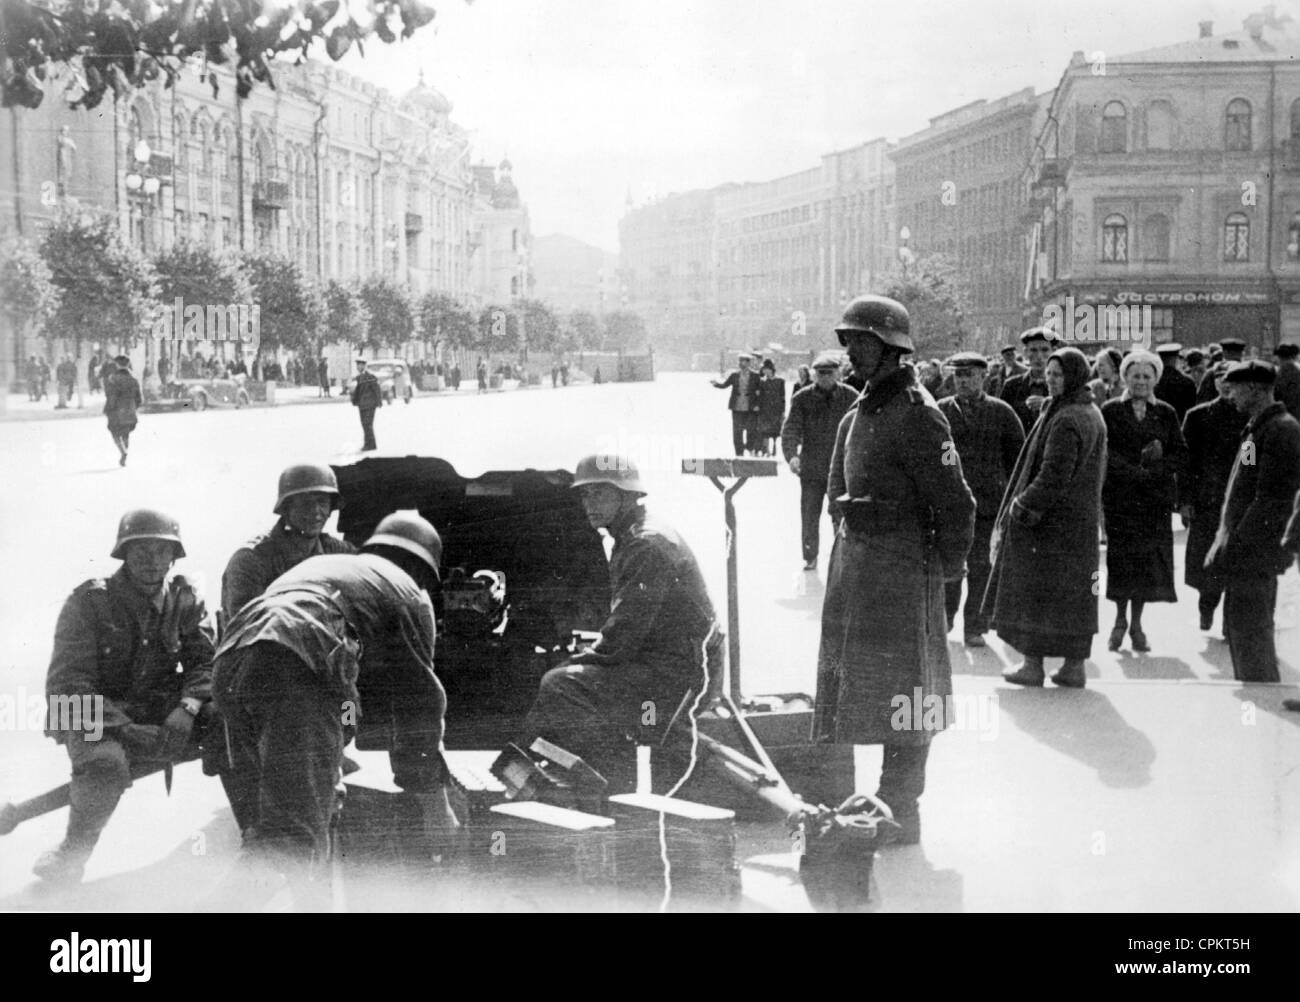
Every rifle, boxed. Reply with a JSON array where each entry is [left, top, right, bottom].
[[0, 759, 171, 837]]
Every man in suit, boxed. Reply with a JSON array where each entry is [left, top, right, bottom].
[[711, 353, 762, 456], [1154, 342, 1197, 422]]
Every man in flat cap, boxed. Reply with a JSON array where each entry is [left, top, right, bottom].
[[985, 345, 1026, 400], [1196, 338, 1247, 406], [1154, 342, 1196, 422], [1182, 348, 1208, 390], [1205, 361, 1300, 682], [936, 352, 1026, 646], [711, 353, 762, 456], [1000, 327, 1059, 431], [781, 351, 859, 570], [1273, 343, 1300, 419]]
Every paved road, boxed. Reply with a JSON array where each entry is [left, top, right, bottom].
[[1, 373, 1297, 910]]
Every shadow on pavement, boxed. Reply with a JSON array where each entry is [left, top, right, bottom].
[[1115, 653, 1196, 681], [1231, 685, 1300, 731], [949, 639, 1012, 678], [995, 688, 1156, 789], [1197, 638, 1238, 681]]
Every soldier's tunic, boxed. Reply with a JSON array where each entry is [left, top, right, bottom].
[[815, 365, 975, 755], [221, 521, 356, 624], [214, 554, 445, 860], [45, 568, 214, 854], [521, 505, 722, 790]]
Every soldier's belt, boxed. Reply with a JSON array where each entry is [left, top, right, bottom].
[[839, 496, 924, 535]]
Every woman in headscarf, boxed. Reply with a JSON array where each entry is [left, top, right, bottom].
[[1089, 347, 1124, 408], [984, 347, 1107, 687], [1100, 349, 1188, 652]]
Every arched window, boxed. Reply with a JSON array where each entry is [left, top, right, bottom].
[[1288, 212, 1300, 260], [1225, 99, 1252, 151], [1102, 213, 1128, 262], [1224, 212, 1250, 261], [1100, 101, 1127, 153], [1143, 214, 1171, 261], [173, 114, 187, 168], [1147, 101, 1173, 150]]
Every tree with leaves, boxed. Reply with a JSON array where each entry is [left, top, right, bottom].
[[323, 279, 369, 352], [38, 206, 157, 356], [476, 304, 518, 355], [878, 253, 974, 359], [0, 0, 442, 109], [602, 310, 648, 353], [358, 275, 412, 354], [519, 298, 559, 356], [417, 292, 473, 355], [567, 309, 601, 353], [241, 251, 323, 360]]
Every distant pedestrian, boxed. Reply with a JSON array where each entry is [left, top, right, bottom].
[[55, 355, 77, 409], [1274, 343, 1300, 419], [1195, 337, 1247, 406], [1182, 348, 1208, 390], [1204, 360, 1300, 683], [318, 355, 330, 397], [1181, 363, 1248, 632], [88, 353, 102, 395], [987, 347, 1106, 688], [795, 364, 812, 391], [451, 362, 462, 390], [560, 361, 570, 386], [936, 352, 1025, 646], [350, 358, 381, 451], [394, 363, 411, 404], [103, 355, 142, 467], [476, 357, 488, 393], [230, 355, 247, 378], [157, 353, 172, 391], [1154, 343, 1196, 423], [551, 363, 559, 388], [1088, 347, 1123, 408], [781, 352, 857, 571], [38, 357, 50, 400], [593, 366, 603, 384], [710, 352, 761, 456], [985, 345, 1027, 399], [755, 358, 786, 456], [25, 356, 40, 401], [1101, 349, 1188, 653]]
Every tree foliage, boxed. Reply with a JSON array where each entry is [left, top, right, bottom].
[[323, 279, 369, 349], [0, 236, 62, 339], [240, 250, 322, 356], [38, 206, 157, 351], [0, 0, 443, 110], [476, 304, 518, 354], [417, 292, 474, 352], [567, 309, 601, 352], [878, 253, 974, 358], [602, 310, 648, 352], [153, 240, 250, 309], [519, 298, 558, 355], [358, 274, 412, 352]]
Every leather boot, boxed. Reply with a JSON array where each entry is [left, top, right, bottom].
[[1051, 659, 1087, 688], [1002, 656, 1045, 687]]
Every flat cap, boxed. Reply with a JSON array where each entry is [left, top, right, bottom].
[[1000, 345, 1018, 354], [114, 355, 130, 365], [947, 351, 988, 369], [1219, 337, 1247, 350], [811, 351, 841, 370], [1181, 349, 1205, 365], [1154, 342, 1183, 355], [1222, 360, 1276, 385], [737, 352, 753, 361], [1019, 326, 1061, 345], [1274, 343, 1299, 359]]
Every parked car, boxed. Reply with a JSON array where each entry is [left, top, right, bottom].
[[177, 376, 251, 410], [341, 360, 412, 404]]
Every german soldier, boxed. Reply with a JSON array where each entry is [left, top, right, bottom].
[[814, 295, 976, 845], [936, 351, 1025, 646], [36, 509, 215, 884]]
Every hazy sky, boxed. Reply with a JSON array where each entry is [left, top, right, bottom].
[[341, 0, 1287, 251]]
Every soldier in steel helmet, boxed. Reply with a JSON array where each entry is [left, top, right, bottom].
[[221, 464, 357, 627], [212, 511, 454, 896], [813, 295, 975, 846], [518, 455, 723, 792], [35, 509, 216, 884]]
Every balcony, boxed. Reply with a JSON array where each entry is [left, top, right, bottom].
[[405, 212, 424, 233], [1032, 158, 1070, 190], [253, 177, 289, 211]]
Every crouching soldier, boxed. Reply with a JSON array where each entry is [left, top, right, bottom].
[[212, 512, 455, 884], [518, 455, 723, 792], [37, 509, 215, 884]]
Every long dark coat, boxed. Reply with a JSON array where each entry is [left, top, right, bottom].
[[1180, 398, 1247, 592], [1101, 397, 1187, 602], [756, 375, 787, 437], [984, 384, 1106, 658], [813, 366, 975, 746], [103, 369, 142, 432]]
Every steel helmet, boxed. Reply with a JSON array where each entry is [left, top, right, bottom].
[[273, 463, 341, 515], [570, 454, 647, 495], [364, 510, 442, 577], [835, 295, 914, 352], [111, 508, 186, 560]]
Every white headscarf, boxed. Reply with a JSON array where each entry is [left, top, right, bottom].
[[1120, 349, 1163, 385]]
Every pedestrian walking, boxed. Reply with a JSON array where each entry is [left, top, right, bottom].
[[351, 358, 381, 451], [103, 355, 142, 466], [1154, 343, 1197, 423], [985, 345, 1027, 399], [795, 364, 812, 392], [34, 510, 216, 885], [755, 358, 786, 456], [781, 352, 858, 570], [394, 362, 412, 404], [1000, 327, 1060, 431], [38, 356, 51, 400], [88, 353, 102, 395], [1181, 363, 1248, 632], [936, 352, 1026, 646], [1195, 337, 1247, 405], [551, 362, 559, 388], [55, 355, 77, 409], [1274, 343, 1300, 419], [451, 362, 462, 390], [710, 352, 762, 456], [476, 357, 488, 393], [1204, 361, 1300, 682], [1101, 349, 1188, 652], [987, 347, 1107, 688], [213, 513, 455, 901], [813, 295, 975, 844], [25, 355, 41, 401], [560, 360, 569, 386]]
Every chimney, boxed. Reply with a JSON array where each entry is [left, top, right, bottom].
[[1199, 20, 1213, 38]]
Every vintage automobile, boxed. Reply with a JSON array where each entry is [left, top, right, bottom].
[[340, 359, 413, 405], [175, 376, 252, 410]]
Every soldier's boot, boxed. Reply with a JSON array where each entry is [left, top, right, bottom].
[[1002, 655, 1045, 687]]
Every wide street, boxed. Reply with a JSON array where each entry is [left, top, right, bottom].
[[1, 372, 1298, 911]]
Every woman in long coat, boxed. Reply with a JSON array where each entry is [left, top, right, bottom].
[[985, 347, 1106, 688], [755, 359, 786, 456], [1100, 350, 1188, 652]]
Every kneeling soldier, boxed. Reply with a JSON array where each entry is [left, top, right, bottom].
[[37, 509, 215, 884]]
